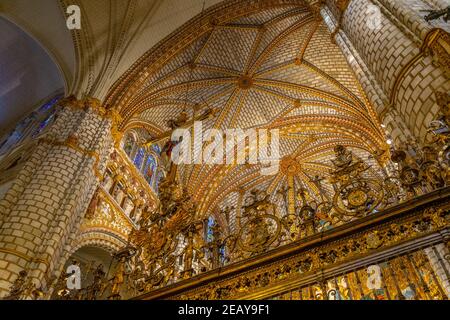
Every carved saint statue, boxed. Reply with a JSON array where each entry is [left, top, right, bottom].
[[85, 189, 100, 220], [182, 236, 195, 279]]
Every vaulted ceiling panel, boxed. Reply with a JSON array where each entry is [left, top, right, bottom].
[[108, 1, 388, 217]]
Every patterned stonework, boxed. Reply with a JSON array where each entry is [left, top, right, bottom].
[[103, 1, 391, 221], [0, 98, 113, 297], [336, 0, 450, 142]]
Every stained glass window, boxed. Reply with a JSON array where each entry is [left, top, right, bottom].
[[0, 96, 61, 153], [38, 96, 60, 113], [133, 148, 145, 169], [152, 144, 161, 155], [219, 245, 226, 265], [123, 134, 135, 157], [206, 216, 215, 242], [143, 155, 156, 185]]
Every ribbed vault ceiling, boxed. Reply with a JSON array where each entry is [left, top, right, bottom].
[[109, 0, 389, 218]]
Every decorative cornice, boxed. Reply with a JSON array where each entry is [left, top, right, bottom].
[[0, 248, 49, 268], [111, 148, 159, 204]]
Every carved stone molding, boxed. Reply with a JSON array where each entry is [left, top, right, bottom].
[[329, 0, 351, 42]]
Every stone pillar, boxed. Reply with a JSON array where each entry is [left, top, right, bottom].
[[0, 96, 116, 298], [321, 6, 414, 146], [424, 243, 450, 298], [325, 0, 450, 143]]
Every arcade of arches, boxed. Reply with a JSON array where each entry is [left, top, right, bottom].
[[0, 0, 449, 300]]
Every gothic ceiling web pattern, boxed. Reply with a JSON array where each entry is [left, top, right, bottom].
[[108, 0, 388, 219]]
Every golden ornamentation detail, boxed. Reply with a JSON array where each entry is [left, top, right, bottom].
[[422, 28, 450, 77], [58, 95, 124, 147], [153, 200, 449, 300], [280, 156, 302, 176], [237, 75, 254, 89], [81, 187, 135, 239]]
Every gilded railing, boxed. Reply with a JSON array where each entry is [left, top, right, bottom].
[[135, 187, 450, 300]]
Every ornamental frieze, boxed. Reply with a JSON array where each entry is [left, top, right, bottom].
[[139, 196, 450, 300]]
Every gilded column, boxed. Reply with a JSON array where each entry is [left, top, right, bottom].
[[321, 5, 414, 146], [287, 175, 296, 216], [0, 96, 116, 298]]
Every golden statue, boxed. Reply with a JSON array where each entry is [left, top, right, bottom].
[[109, 258, 126, 299], [331, 145, 353, 171]]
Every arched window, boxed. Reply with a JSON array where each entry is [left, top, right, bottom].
[[32, 96, 60, 138], [122, 133, 136, 158], [120, 132, 163, 194], [204, 216, 226, 265], [37, 96, 60, 113], [143, 155, 156, 186]]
